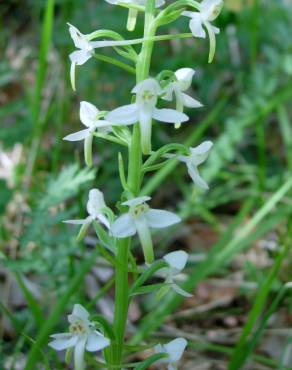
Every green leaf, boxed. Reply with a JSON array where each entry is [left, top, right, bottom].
[[14, 272, 44, 327]]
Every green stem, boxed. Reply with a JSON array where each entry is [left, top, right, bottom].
[[111, 238, 130, 366], [110, 1, 156, 368], [93, 53, 136, 75]]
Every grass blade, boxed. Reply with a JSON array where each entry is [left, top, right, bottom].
[[25, 0, 55, 183], [228, 222, 292, 369]]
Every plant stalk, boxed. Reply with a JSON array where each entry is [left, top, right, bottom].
[[110, 1, 156, 368]]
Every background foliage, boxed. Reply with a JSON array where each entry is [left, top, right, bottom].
[[0, 0, 292, 369]]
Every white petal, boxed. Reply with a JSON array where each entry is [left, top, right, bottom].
[[106, 104, 138, 125], [94, 119, 113, 129], [175, 154, 189, 164], [152, 108, 189, 124], [181, 93, 203, 108], [175, 68, 195, 91], [63, 129, 91, 141], [201, 0, 223, 21], [187, 163, 209, 189], [172, 283, 193, 298], [80, 101, 99, 128], [132, 78, 161, 95], [69, 50, 92, 65], [182, 11, 196, 18], [189, 16, 206, 38], [162, 85, 175, 102], [68, 23, 89, 50], [163, 250, 189, 272], [122, 196, 151, 207], [97, 213, 110, 229], [87, 189, 106, 217], [212, 25, 220, 34], [145, 209, 181, 229], [111, 213, 136, 238], [63, 217, 92, 225], [164, 338, 187, 362], [71, 304, 90, 322], [86, 331, 110, 352], [74, 337, 87, 370], [190, 141, 213, 165], [48, 333, 77, 351]]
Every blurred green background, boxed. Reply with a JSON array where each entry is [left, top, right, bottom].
[[1, 0, 292, 369]]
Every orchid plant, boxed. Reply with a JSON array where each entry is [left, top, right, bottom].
[[50, 0, 223, 369]]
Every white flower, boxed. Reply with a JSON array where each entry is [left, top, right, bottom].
[[106, 78, 189, 154], [183, 0, 223, 62], [105, 0, 165, 7], [162, 68, 202, 128], [68, 23, 148, 90], [111, 196, 181, 263], [155, 338, 187, 370], [162, 250, 192, 297], [63, 102, 112, 166], [49, 304, 110, 370], [64, 189, 110, 235], [177, 141, 213, 189]]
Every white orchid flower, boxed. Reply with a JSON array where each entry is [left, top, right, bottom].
[[162, 250, 192, 297], [164, 141, 213, 189], [63, 102, 112, 166], [49, 304, 110, 370], [111, 196, 181, 264], [64, 189, 110, 240], [178, 141, 213, 189], [106, 78, 189, 154], [68, 24, 149, 90], [162, 68, 202, 128], [183, 0, 223, 62], [155, 337, 187, 370]]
